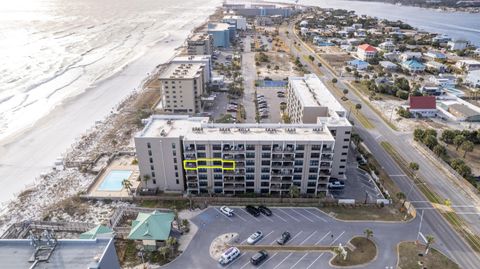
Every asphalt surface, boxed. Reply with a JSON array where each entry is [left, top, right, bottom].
[[241, 35, 257, 123], [280, 20, 480, 268], [164, 207, 429, 269]]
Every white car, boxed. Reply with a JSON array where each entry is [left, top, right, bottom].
[[247, 231, 263, 245], [220, 206, 234, 217]]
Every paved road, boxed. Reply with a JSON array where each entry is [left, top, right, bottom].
[[241, 35, 257, 123], [279, 20, 480, 268], [164, 207, 429, 269]]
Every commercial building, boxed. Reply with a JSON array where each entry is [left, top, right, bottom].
[[408, 96, 437, 117], [0, 237, 120, 269], [208, 23, 234, 48], [286, 74, 352, 179], [357, 44, 377, 61], [159, 62, 206, 114], [135, 116, 336, 196], [448, 103, 480, 122], [187, 33, 214, 56], [224, 3, 294, 17], [223, 15, 247, 30]]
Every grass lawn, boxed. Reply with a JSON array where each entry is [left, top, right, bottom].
[[139, 199, 190, 210], [398, 242, 459, 269], [444, 143, 480, 176], [331, 237, 376, 266], [323, 205, 410, 221]]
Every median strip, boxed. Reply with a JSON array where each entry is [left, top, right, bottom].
[[231, 244, 334, 252]]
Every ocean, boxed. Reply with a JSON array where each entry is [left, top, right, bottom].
[[0, 0, 220, 142]]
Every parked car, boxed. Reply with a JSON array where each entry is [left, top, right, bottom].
[[218, 247, 241, 265], [245, 205, 260, 217], [258, 205, 272, 216], [220, 206, 234, 217], [328, 180, 345, 189], [250, 250, 268, 265], [247, 231, 263, 244], [276, 231, 291, 245]]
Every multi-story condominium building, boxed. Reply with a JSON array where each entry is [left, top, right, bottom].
[[171, 55, 212, 83], [159, 62, 205, 114], [286, 74, 352, 179], [207, 23, 234, 48], [135, 115, 336, 196], [187, 33, 214, 56]]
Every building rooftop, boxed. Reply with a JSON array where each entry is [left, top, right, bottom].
[[137, 115, 335, 142], [208, 22, 231, 31], [0, 238, 116, 269], [409, 96, 436, 109], [288, 74, 347, 118], [449, 103, 480, 117], [358, 44, 377, 52], [159, 62, 204, 80], [188, 33, 211, 42], [128, 211, 174, 241]]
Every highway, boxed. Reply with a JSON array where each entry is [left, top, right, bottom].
[[279, 20, 480, 268]]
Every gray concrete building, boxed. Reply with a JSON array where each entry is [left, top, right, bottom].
[[159, 62, 206, 114], [135, 115, 337, 196], [186, 33, 214, 56], [286, 74, 352, 178]]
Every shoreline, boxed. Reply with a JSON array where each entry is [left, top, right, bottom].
[[0, 3, 220, 208]]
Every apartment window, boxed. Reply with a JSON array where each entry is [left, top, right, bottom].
[[151, 172, 156, 177], [261, 153, 271, 158], [150, 165, 155, 170], [294, 167, 303, 173], [339, 172, 345, 175], [262, 145, 271, 151], [172, 143, 176, 149], [174, 165, 178, 171], [214, 182, 222, 187], [173, 158, 177, 163], [309, 168, 318, 173], [214, 174, 222, 180], [152, 179, 157, 184], [340, 159, 346, 162], [246, 160, 255, 166], [311, 145, 321, 151], [246, 174, 254, 180], [296, 144, 305, 151], [175, 172, 179, 177], [308, 182, 316, 187], [261, 167, 270, 173], [148, 150, 152, 156], [246, 182, 254, 187], [344, 138, 350, 142], [147, 142, 151, 149], [310, 160, 319, 166], [310, 153, 320, 158], [295, 153, 304, 158], [212, 144, 221, 150], [308, 175, 317, 180], [213, 168, 222, 173], [342, 145, 348, 149], [197, 144, 206, 150], [149, 158, 153, 163], [246, 152, 255, 158], [246, 144, 255, 150], [340, 165, 346, 168], [293, 175, 301, 180], [294, 160, 303, 166], [261, 174, 270, 180], [246, 167, 255, 173], [176, 179, 179, 184], [199, 174, 207, 180], [345, 131, 351, 134], [197, 152, 206, 158], [173, 151, 176, 156], [341, 152, 347, 155], [261, 160, 270, 166], [261, 182, 269, 187], [213, 152, 221, 158]]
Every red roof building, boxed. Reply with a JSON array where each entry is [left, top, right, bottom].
[[358, 44, 377, 52], [408, 96, 437, 118], [357, 44, 377, 60]]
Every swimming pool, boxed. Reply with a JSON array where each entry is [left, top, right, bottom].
[[98, 170, 133, 191]]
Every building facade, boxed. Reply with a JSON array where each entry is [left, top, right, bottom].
[[159, 63, 205, 114], [135, 116, 336, 196], [207, 23, 232, 48], [171, 55, 212, 83], [286, 74, 352, 179], [187, 33, 214, 56], [357, 44, 377, 61]]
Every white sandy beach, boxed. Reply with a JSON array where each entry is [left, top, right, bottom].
[[0, 0, 221, 207]]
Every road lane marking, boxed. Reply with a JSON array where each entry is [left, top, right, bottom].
[[288, 208, 314, 222], [273, 253, 293, 269], [277, 208, 301, 222], [302, 209, 328, 222], [240, 208, 261, 222], [214, 207, 234, 222]]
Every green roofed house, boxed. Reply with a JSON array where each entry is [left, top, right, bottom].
[[80, 225, 114, 239], [128, 210, 175, 251]]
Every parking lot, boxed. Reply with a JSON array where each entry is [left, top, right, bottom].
[[163, 206, 435, 269], [256, 87, 284, 124]]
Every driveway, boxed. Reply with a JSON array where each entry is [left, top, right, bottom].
[[241, 36, 257, 123], [163, 206, 442, 269]]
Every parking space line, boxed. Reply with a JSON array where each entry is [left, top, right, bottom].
[[277, 208, 301, 222], [258, 253, 278, 268], [263, 214, 275, 222], [314, 231, 331, 245], [257, 231, 275, 244], [289, 231, 331, 269], [234, 211, 248, 222], [289, 253, 308, 269], [214, 207, 234, 222], [240, 208, 261, 222], [306, 231, 345, 269], [289, 231, 303, 243], [299, 231, 317, 245], [225, 253, 245, 269], [311, 207, 334, 218], [272, 212, 288, 222], [240, 261, 250, 269], [302, 209, 328, 223], [288, 208, 314, 222], [273, 253, 293, 269]]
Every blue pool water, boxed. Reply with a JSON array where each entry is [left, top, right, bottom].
[[98, 170, 133, 191]]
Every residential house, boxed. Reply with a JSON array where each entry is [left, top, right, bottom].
[[379, 61, 398, 71], [399, 52, 423, 62], [456, 60, 480, 71], [466, 70, 480, 88], [300, 27, 309, 35], [80, 225, 114, 239], [432, 34, 451, 43], [424, 51, 447, 60], [430, 74, 457, 89], [420, 84, 443, 96], [384, 52, 400, 62], [447, 39, 469, 51], [128, 211, 175, 251], [357, 44, 377, 61], [408, 96, 437, 117], [348, 59, 369, 70], [354, 29, 367, 38], [375, 77, 394, 87], [402, 60, 425, 73], [425, 61, 448, 73], [299, 20, 308, 27], [448, 104, 480, 122], [379, 41, 395, 52]]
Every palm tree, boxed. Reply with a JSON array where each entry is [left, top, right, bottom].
[[396, 192, 406, 206], [159, 246, 169, 260], [364, 228, 373, 239], [121, 179, 133, 193], [409, 162, 419, 179], [166, 236, 177, 256], [355, 103, 362, 114], [425, 235, 435, 255], [142, 174, 151, 186], [289, 185, 300, 198]]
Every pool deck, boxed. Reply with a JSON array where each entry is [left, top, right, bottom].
[[88, 156, 140, 198]]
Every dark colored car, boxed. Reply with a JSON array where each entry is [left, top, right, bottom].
[[276, 231, 291, 245], [258, 205, 272, 216], [250, 250, 268, 265], [245, 205, 260, 217]]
